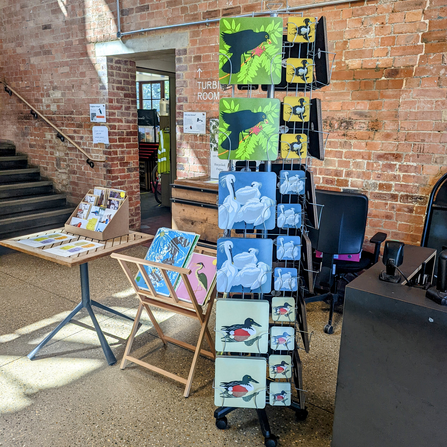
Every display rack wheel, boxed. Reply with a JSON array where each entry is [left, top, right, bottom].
[[324, 324, 334, 334], [216, 417, 228, 430], [264, 434, 278, 447], [295, 408, 309, 421]]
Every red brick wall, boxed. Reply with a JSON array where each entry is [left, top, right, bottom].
[[1, 0, 446, 245], [0, 1, 140, 229]]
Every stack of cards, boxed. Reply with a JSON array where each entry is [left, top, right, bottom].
[[69, 187, 126, 232]]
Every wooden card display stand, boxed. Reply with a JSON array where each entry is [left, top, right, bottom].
[[111, 246, 216, 397], [65, 189, 129, 241]]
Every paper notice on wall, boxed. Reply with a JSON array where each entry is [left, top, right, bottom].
[[209, 118, 228, 179], [90, 104, 106, 122], [183, 112, 206, 134], [92, 126, 109, 144]]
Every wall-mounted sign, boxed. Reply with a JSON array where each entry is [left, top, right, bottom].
[[92, 126, 109, 144], [90, 104, 106, 123], [183, 112, 206, 134]]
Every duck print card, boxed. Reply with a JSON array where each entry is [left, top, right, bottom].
[[215, 299, 270, 354], [280, 134, 308, 159], [279, 170, 305, 195], [283, 97, 310, 123], [215, 356, 267, 409], [286, 58, 313, 84], [135, 228, 199, 296], [269, 382, 292, 406], [269, 355, 292, 379], [270, 326, 295, 351], [276, 236, 301, 261], [218, 171, 276, 231], [216, 238, 273, 293], [287, 17, 316, 43], [175, 253, 217, 305], [218, 98, 280, 161], [276, 204, 302, 229], [272, 297, 296, 322], [219, 17, 283, 85]]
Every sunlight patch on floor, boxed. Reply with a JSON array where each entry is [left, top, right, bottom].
[[0, 356, 103, 414]]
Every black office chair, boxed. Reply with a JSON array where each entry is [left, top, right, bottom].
[[421, 172, 447, 275], [305, 189, 386, 334]]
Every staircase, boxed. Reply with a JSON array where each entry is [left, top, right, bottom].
[[0, 140, 75, 240]]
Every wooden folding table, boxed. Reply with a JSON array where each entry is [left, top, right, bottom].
[[0, 228, 153, 365]]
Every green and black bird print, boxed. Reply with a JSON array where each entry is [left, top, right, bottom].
[[219, 17, 283, 85]]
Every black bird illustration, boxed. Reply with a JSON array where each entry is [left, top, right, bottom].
[[289, 59, 310, 83], [287, 97, 307, 121], [289, 134, 304, 156], [221, 30, 271, 74], [294, 18, 312, 42], [220, 110, 267, 154]]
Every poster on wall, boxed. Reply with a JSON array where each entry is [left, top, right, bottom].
[[219, 17, 283, 85], [184, 112, 206, 134], [90, 104, 106, 123], [210, 119, 228, 179]]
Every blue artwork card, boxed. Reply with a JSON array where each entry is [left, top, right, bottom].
[[276, 203, 302, 229], [218, 171, 276, 231], [276, 236, 301, 261], [217, 237, 273, 293], [278, 170, 305, 195], [135, 227, 199, 296], [273, 268, 298, 292]]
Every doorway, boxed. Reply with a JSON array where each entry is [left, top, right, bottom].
[[135, 52, 175, 232]]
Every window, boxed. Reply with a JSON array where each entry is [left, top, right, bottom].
[[138, 81, 165, 112]]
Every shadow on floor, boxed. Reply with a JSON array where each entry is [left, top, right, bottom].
[[140, 190, 171, 234]]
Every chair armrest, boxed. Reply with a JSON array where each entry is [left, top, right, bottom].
[[370, 232, 387, 264]]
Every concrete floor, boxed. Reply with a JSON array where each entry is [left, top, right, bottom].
[[0, 194, 342, 447]]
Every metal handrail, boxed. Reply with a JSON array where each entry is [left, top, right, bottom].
[[1, 80, 105, 168]]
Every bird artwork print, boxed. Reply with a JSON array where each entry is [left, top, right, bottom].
[[220, 374, 259, 400], [219, 17, 283, 85], [280, 134, 308, 159], [283, 97, 310, 123], [194, 262, 208, 294], [220, 29, 271, 75], [218, 98, 280, 160], [287, 17, 315, 43], [286, 58, 313, 84]]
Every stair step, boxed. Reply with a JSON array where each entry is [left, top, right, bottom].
[[0, 140, 16, 156], [0, 168, 40, 184], [0, 155, 28, 170], [0, 194, 67, 217], [0, 181, 54, 199], [0, 207, 75, 239]]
